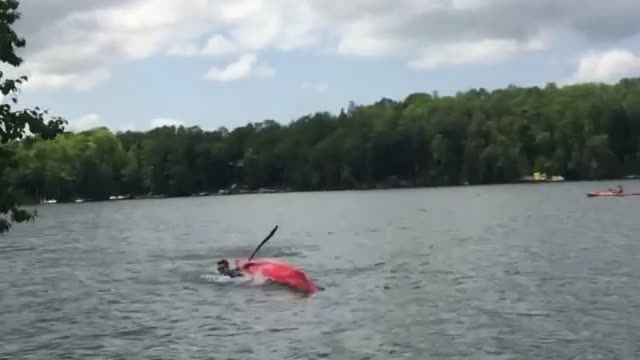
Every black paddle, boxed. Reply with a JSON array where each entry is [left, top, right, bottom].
[[247, 225, 279, 262]]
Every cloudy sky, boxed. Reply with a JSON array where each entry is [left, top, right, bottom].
[[7, 0, 640, 132]]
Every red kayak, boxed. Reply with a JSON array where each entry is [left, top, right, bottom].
[[586, 191, 640, 197], [234, 257, 322, 293]]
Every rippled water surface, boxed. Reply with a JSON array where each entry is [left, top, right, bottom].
[[2, 182, 640, 359]]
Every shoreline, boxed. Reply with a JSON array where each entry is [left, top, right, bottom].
[[28, 176, 640, 206]]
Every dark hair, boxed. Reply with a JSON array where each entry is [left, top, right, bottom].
[[217, 259, 229, 266]]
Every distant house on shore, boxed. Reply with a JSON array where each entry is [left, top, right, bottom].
[[519, 172, 565, 183]]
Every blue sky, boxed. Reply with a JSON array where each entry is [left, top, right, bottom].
[[7, 0, 640, 132]]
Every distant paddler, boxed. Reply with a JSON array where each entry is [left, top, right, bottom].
[[607, 184, 624, 194]]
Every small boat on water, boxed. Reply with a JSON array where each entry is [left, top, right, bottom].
[[587, 183, 640, 198], [586, 191, 640, 197]]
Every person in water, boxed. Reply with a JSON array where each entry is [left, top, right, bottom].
[[217, 259, 244, 278], [609, 185, 624, 194]]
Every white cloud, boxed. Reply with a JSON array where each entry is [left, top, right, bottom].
[[569, 49, 640, 84], [66, 114, 145, 133], [150, 117, 185, 128], [12, 0, 640, 90], [67, 114, 107, 132], [22, 68, 110, 91], [204, 53, 275, 82], [17, 0, 221, 91], [408, 38, 547, 70], [337, 32, 407, 57], [201, 35, 238, 56], [301, 81, 329, 92], [167, 43, 199, 56]]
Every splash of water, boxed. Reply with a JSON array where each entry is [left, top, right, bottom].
[[200, 271, 270, 287]]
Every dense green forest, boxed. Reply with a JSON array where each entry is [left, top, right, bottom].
[[6, 77, 640, 203]]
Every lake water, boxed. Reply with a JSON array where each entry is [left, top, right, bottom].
[[1, 181, 639, 359]]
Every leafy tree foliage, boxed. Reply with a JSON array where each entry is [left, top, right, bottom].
[[1, 0, 66, 233], [9, 78, 640, 206]]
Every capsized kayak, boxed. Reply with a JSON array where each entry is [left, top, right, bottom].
[[234, 257, 322, 293], [586, 191, 640, 197]]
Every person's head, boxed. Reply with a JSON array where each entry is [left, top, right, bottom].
[[217, 259, 230, 274]]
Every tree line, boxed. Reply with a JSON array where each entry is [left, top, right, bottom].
[[6, 77, 640, 204]]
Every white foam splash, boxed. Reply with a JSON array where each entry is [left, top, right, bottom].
[[248, 272, 269, 285], [200, 272, 271, 287]]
